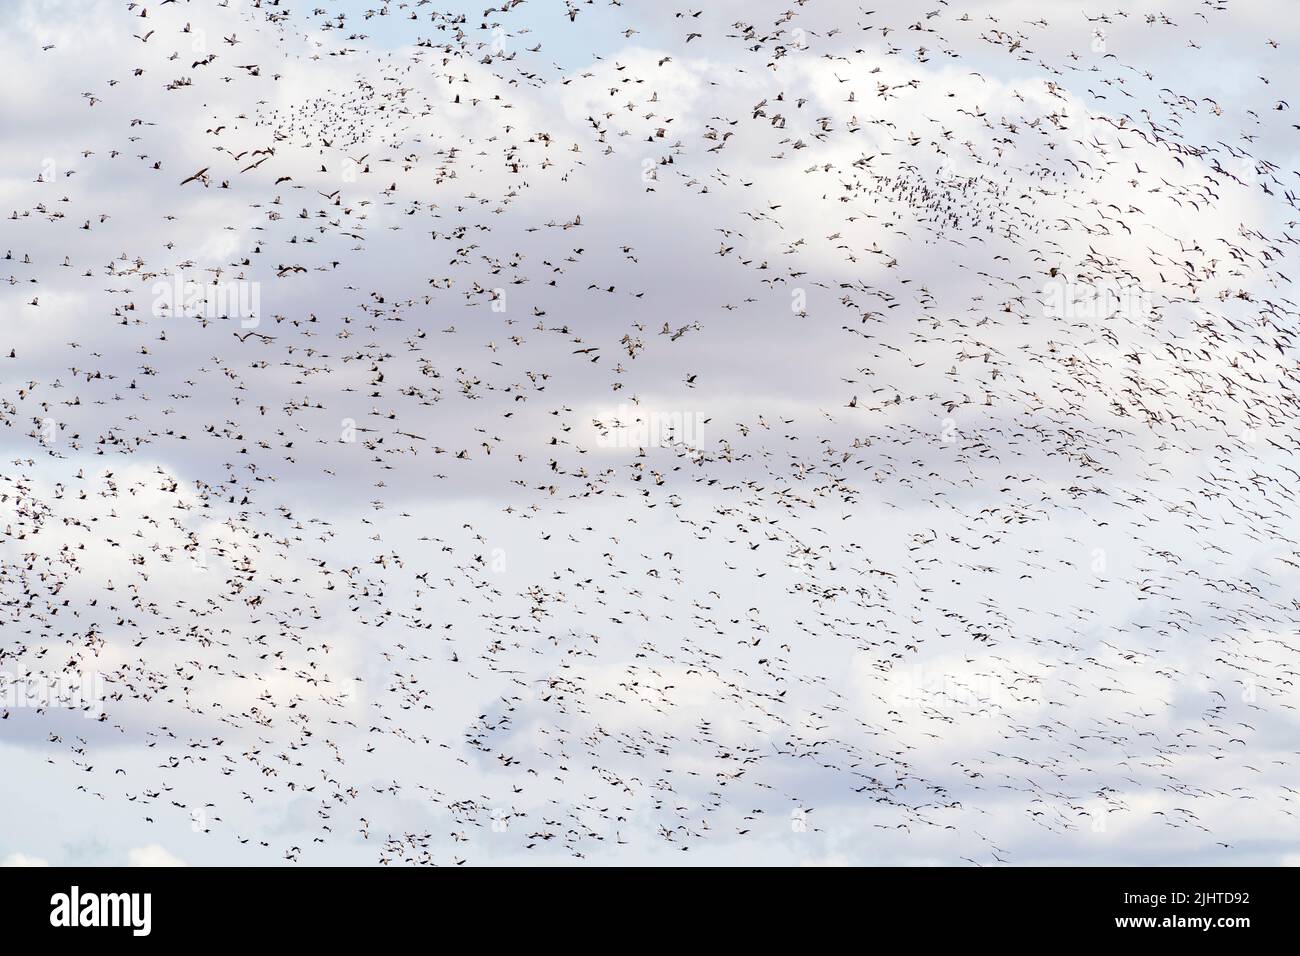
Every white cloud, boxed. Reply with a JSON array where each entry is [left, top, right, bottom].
[[127, 845, 187, 868]]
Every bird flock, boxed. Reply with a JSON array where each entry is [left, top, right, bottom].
[[3, 0, 1300, 866]]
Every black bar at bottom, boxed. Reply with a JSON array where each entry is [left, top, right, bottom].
[[0, 866, 1282, 943]]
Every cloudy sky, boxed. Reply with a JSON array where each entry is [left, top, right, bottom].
[[2, 0, 1300, 866]]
